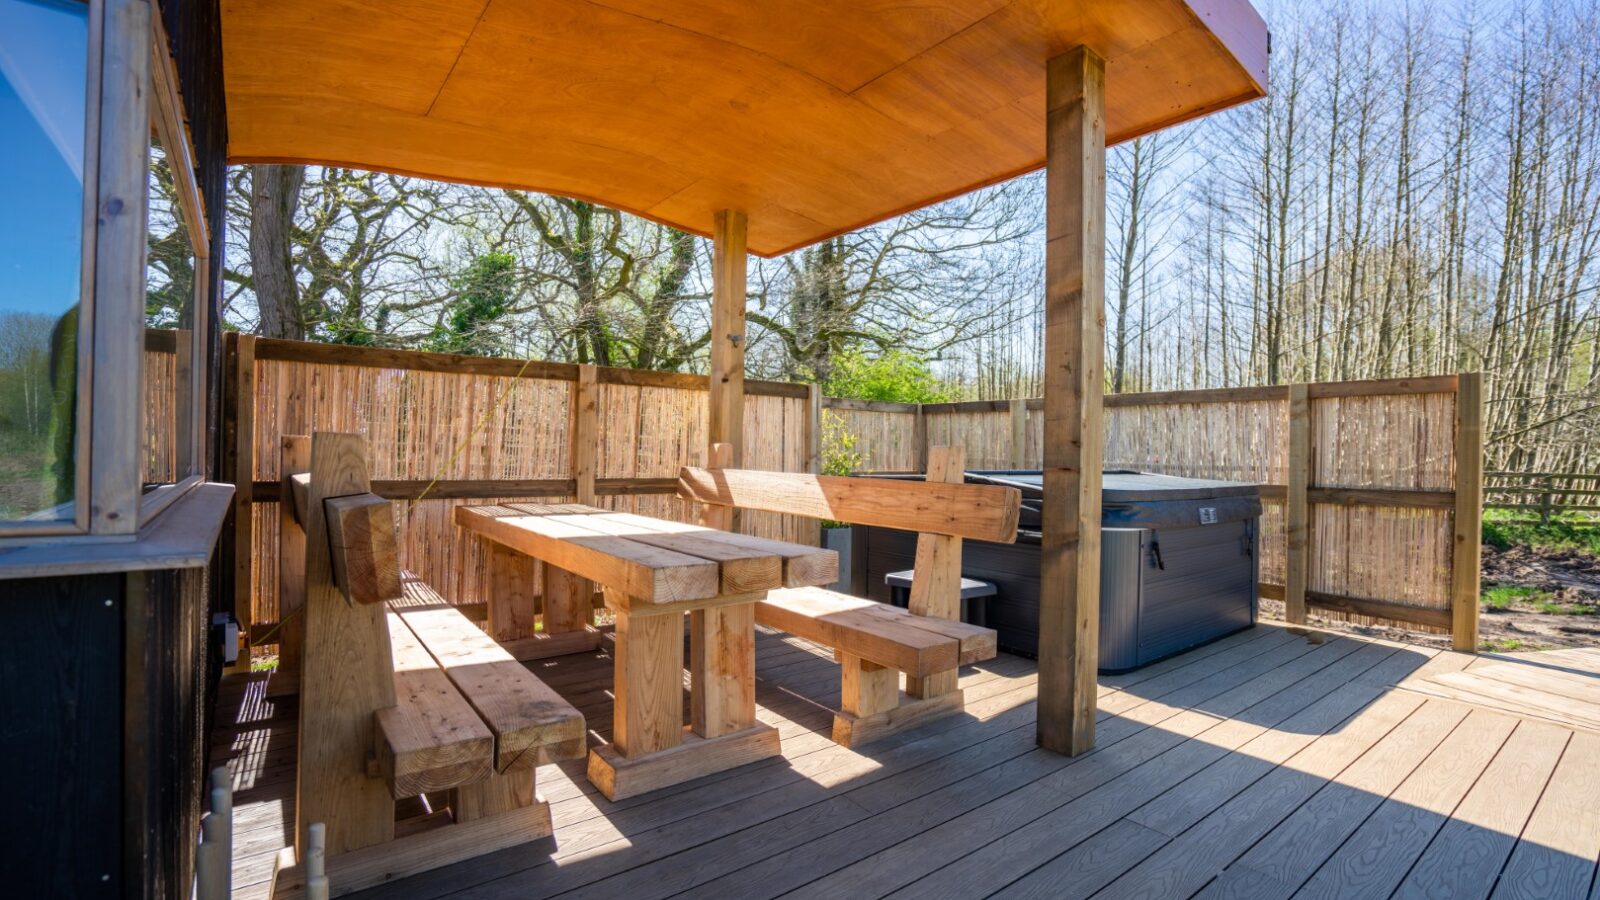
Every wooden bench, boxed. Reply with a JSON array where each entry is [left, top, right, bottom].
[[678, 445, 1018, 747], [268, 433, 585, 899]]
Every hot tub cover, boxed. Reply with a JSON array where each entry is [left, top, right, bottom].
[[964, 470, 1263, 533]]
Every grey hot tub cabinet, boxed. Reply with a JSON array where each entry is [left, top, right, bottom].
[[854, 471, 1261, 673]]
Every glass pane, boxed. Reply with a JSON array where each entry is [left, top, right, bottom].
[[144, 137, 198, 489], [0, 0, 88, 524]]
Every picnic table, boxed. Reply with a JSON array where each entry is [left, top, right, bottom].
[[454, 502, 838, 800]]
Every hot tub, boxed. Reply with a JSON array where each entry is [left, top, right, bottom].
[[854, 470, 1262, 673]]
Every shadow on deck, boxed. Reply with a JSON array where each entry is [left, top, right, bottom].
[[212, 621, 1600, 900]]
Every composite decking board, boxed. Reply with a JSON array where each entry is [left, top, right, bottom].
[[1491, 731, 1600, 900], [1392, 720, 1571, 900], [1288, 708, 1519, 900], [214, 623, 1590, 900], [359, 628, 1304, 900], [882, 641, 1412, 900], [704, 639, 1389, 900], [1095, 695, 1467, 900]]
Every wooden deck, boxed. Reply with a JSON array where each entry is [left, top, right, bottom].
[[213, 622, 1600, 900]]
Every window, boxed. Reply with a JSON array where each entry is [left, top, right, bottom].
[[0, 0, 90, 529], [0, 0, 210, 541]]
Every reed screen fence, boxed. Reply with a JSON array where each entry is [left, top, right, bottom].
[[220, 335, 1482, 653]]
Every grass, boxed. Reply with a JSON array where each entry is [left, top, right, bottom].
[[1479, 637, 1526, 652], [1483, 508, 1600, 555], [1533, 599, 1598, 616], [1482, 584, 1552, 610]]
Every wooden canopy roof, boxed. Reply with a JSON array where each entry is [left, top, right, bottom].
[[221, 0, 1268, 257]]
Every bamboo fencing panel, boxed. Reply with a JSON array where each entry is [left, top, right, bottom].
[[851, 376, 1480, 645], [228, 336, 813, 641], [222, 334, 1481, 652]]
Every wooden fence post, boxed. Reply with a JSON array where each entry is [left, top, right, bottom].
[[229, 333, 256, 672], [267, 434, 310, 698], [569, 363, 599, 612], [1285, 383, 1309, 629], [1009, 398, 1027, 469], [1452, 372, 1484, 652], [913, 405, 928, 473]]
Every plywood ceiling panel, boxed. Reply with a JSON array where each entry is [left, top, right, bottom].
[[222, 0, 1268, 255]]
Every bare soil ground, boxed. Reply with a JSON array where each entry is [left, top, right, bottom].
[[1266, 542, 1600, 652]]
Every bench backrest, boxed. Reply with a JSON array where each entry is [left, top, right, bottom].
[[677, 452, 1021, 544]]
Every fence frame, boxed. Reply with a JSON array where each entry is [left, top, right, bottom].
[[221, 335, 1485, 657]]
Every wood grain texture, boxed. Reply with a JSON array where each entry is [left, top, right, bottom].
[[689, 603, 757, 739], [450, 769, 536, 823], [272, 435, 310, 695], [395, 594, 585, 770], [1453, 371, 1484, 650], [755, 587, 959, 677], [907, 447, 966, 700], [587, 724, 781, 802], [1037, 46, 1106, 758], [221, 0, 1267, 256], [374, 613, 493, 798], [710, 214, 747, 467], [324, 493, 403, 606], [296, 432, 396, 857], [678, 467, 1021, 543], [1285, 383, 1310, 626], [611, 602, 685, 758], [484, 541, 539, 642]]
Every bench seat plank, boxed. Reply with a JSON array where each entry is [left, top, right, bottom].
[[755, 590, 959, 677], [375, 614, 495, 797], [394, 577, 586, 769], [770, 586, 998, 666]]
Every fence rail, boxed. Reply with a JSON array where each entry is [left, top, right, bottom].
[[1485, 471, 1600, 521], [218, 334, 1484, 661]]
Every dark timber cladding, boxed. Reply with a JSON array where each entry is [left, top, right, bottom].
[[1038, 47, 1106, 757]]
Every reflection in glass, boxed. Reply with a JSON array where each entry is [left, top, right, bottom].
[[144, 138, 198, 490], [0, 0, 88, 523]]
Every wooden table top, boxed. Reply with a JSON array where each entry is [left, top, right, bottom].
[[454, 503, 838, 605]]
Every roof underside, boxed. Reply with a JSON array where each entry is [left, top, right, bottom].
[[220, 0, 1268, 256]]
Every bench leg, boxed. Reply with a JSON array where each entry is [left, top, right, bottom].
[[452, 768, 537, 822], [489, 553, 603, 661], [840, 654, 899, 718], [690, 604, 756, 738], [612, 604, 684, 757], [543, 562, 595, 634], [906, 669, 959, 700]]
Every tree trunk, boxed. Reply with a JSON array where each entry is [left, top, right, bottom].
[[249, 165, 306, 340]]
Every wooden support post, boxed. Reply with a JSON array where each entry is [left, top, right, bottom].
[[839, 653, 898, 718], [1009, 399, 1027, 469], [570, 362, 601, 612], [710, 210, 748, 475], [269, 435, 311, 697], [907, 446, 965, 700], [229, 333, 257, 673], [325, 494, 404, 606], [1452, 372, 1484, 652], [1038, 46, 1106, 758], [806, 384, 823, 547], [485, 542, 539, 642], [296, 432, 396, 857], [451, 769, 536, 822], [610, 597, 684, 758], [1285, 383, 1310, 628]]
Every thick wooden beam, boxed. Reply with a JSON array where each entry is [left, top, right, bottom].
[[907, 446, 965, 700], [325, 493, 404, 606], [1452, 372, 1484, 651], [297, 433, 396, 857], [268, 435, 311, 697], [710, 211, 748, 470], [677, 468, 1020, 543], [1037, 46, 1106, 758]]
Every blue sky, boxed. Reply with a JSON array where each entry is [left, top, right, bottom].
[[0, 0, 88, 320]]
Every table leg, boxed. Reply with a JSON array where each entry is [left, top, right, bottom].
[[612, 604, 684, 757], [690, 604, 756, 738], [543, 563, 595, 634], [484, 541, 538, 642]]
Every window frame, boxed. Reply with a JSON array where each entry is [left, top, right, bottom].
[[0, 0, 209, 544]]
